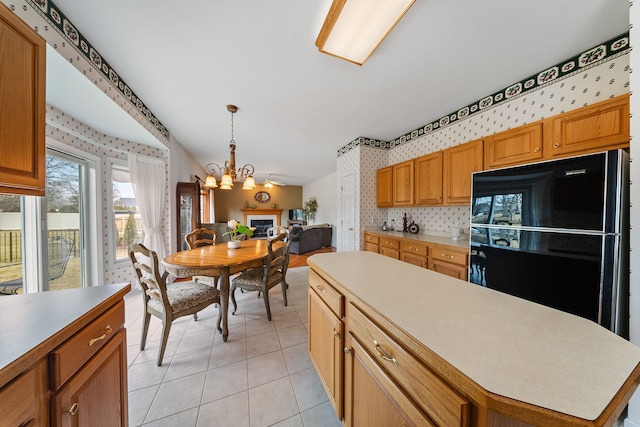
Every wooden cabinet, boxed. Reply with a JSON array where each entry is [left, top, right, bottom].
[[544, 94, 630, 159], [400, 240, 428, 268], [415, 152, 443, 205], [363, 232, 379, 253], [51, 329, 128, 427], [0, 2, 46, 196], [308, 270, 344, 419], [443, 139, 484, 205], [0, 360, 47, 426], [392, 160, 414, 206], [177, 181, 201, 251], [378, 236, 400, 260], [0, 284, 130, 427], [484, 122, 543, 169], [429, 244, 469, 280], [376, 167, 393, 207], [346, 303, 470, 426]]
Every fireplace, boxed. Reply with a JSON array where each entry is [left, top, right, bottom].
[[250, 219, 274, 238]]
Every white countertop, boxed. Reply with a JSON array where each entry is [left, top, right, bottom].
[[308, 251, 640, 422], [364, 227, 470, 249]]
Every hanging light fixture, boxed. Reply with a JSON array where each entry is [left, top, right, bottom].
[[204, 104, 256, 190]]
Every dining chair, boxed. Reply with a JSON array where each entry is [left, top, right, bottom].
[[230, 230, 291, 321], [266, 225, 288, 240], [129, 243, 221, 366], [184, 227, 219, 287]]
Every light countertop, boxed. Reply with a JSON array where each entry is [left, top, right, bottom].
[[308, 251, 640, 422], [364, 227, 470, 249]]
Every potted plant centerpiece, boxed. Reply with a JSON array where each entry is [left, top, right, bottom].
[[224, 220, 254, 248]]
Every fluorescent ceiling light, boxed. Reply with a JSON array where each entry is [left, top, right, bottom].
[[315, 0, 415, 65]]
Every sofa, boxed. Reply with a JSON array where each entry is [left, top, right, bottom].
[[289, 224, 332, 254]]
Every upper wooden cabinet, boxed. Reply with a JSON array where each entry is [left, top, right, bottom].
[[544, 94, 630, 158], [484, 122, 543, 169], [415, 152, 443, 205], [392, 160, 414, 206], [443, 139, 483, 205], [376, 166, 393, 207], [0, 3, 46, 196]]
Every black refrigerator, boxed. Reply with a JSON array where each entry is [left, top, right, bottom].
[[469, 150, 629, 337]]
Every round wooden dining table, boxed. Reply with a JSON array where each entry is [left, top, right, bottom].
[[162, 239, 281, 341]]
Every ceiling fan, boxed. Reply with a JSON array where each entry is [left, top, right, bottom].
[[260, 174, 286, 188]]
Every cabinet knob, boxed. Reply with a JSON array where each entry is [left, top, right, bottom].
[[67, 402, 79, 416], [533, 147, 540, 153], [333, 329, 339, 338], [553, 143, 561, 148], [343, 347, 351, 355], [441, 253, 454, 259], [316, 285, 325, 293]]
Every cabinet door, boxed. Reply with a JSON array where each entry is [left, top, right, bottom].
[[443, 139, 484, 205], [343, 333, 435, 427], [376, 167, 393, 207], [401, 252, 427, 268], [0, 2, 46, 196], [484, 122, 543, 169], [51, 329, 128, 427], [308, 287, 344, 419], [415, 152, 443, 205], [392, 160, 414, 206], [544, 94, 630, 158], [364, 242, 379, 253], [0, 360, 47, 427]]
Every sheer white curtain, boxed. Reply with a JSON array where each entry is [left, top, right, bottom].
[[128, 154, 167, 260]]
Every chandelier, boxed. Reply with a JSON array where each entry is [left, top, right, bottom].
[[204, 104, 256, 190]]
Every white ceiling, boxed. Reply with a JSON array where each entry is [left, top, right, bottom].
[[45, 0, 629, 186]]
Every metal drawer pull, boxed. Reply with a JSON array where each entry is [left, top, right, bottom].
[[316, 285, 325, 293], [333, 329, 339, 338], [68, 402, 79, 416], [89, 325, 113, 346], [441, 253, 454, 259], [344, 347, 351, 355], [373, 340, 399, 366]]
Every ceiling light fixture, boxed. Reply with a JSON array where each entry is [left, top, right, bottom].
[[204, 105, 256, 191], [315, 0, 415, 66]]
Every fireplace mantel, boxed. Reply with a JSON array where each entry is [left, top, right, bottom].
[[242, 209, 282, 226]]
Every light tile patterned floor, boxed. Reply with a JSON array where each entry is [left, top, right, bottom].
[[125, 266, 341, 427]]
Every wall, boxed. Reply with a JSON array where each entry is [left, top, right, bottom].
[[213, 184, 303, 227], [303, 172, 338, 247], [337, 40, 630, 252]]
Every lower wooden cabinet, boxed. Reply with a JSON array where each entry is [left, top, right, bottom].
[[344, 333, 436, 427], [379, 236, 400, 260], [0, 360, 47, 427], [308, 271, 344, 419], [51, 329, 128, 427], [363, 232, 379, 253], [429, 244, 469, 280], [400, 240, 428, 268]]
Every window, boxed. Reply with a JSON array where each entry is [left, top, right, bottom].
[[111, 162, 144, 262]]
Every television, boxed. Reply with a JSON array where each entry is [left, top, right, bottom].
[[289, 209, 305, 220]]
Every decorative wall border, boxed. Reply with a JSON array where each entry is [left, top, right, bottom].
[[28, 0, 169, 140], [337, 31, 630, 157], [337, 136, 389, 157]]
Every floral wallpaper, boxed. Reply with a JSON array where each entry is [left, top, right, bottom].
[[337, 35, 631, 251]]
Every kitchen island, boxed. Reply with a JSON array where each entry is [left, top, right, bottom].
[[307, 251, 640, 426], [0, 283, 130, 426]]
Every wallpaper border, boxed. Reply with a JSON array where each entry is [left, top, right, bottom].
[[337, 31, 630, 157]]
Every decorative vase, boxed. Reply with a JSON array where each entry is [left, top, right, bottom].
[[227, 240, 241, 249]]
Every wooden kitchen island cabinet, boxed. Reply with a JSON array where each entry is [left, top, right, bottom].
[[308, 252, 640, 427], [0, 283, 131, 427]]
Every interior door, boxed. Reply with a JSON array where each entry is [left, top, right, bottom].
[[341, 174, 355, 251]]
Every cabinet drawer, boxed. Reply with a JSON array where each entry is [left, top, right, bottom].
[[49, 300, 125, 391], [380, 237, 399, 249], [364, 242, 379, 253], [430, 246, 468, 266], [309, 269, 344, 318], [401, 240, 428, 256], [347, 303, 469, 427], [364, 233, 379, 244]]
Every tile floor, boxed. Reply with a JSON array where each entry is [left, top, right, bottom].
[[125, 266, 341, 427]]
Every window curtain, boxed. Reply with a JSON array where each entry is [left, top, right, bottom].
[[128, 154, 167, 260]]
